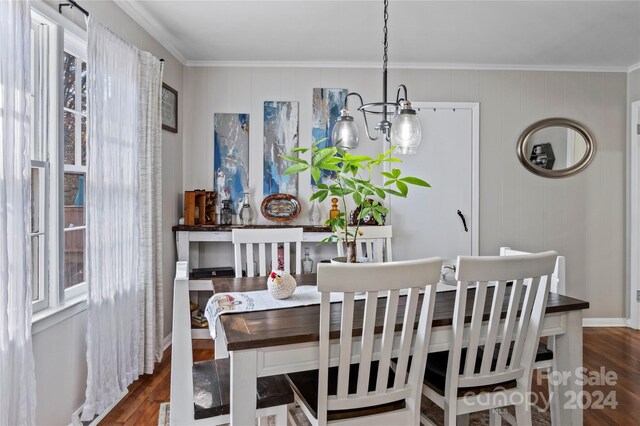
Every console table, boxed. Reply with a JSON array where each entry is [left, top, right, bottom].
[[172, 224, 334, 338]]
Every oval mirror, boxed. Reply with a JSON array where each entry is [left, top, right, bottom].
[[517, 118, 595, 178]]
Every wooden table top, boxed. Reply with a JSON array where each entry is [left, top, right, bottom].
[[214, 274, 590, 351]]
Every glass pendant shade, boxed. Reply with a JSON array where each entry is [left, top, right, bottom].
[[332, 113, 359, 150], [390, 108, 421, 154]]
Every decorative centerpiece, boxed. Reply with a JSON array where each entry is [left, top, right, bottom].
[[267, 270, 297, 299], [283, 139, 429, 262]]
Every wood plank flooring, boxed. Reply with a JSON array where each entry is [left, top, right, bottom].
[[99, 328, 640, 425]]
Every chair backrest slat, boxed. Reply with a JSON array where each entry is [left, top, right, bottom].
[[452, 251, 557, 390], [316, 257, 442, 417], [336, 226, 393, 263], [231, 228, 303, 277], [393, 287, 420, 390], [479, 281, 507, 374], [464, 281, 488, 377], [374, 289, 400, 393], [337, 292, 355, 399], [356, 291, 379, 397]]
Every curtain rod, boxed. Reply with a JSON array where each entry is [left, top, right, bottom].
[[58, 1, 166, 63], [59, 0, 89, 17]]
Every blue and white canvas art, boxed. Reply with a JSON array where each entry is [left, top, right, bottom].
[[214, 113, 250, 213], [263, 101, 299, 196], [312, 88, 347, 186]]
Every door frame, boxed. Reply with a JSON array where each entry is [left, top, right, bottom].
[[407, 101, 480, 256], [629, 101, 640, 329]]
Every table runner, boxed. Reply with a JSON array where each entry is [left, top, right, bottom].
[[204, 283, 455, 340]]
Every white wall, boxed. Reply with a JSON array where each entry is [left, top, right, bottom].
[[34, 1, 184, 424], [183, 67, 627, 320]]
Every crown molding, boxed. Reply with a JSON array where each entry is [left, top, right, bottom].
[[185, 60, 629, 73], [114, 0, 187, 65], [630, 62, 640, 73]]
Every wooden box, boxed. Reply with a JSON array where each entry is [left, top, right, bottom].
[[184, 190, 216, 225]]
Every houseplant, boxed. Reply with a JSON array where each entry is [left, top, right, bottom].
[[282, 139, 430, 263]]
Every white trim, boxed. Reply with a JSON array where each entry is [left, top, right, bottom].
[[410, 102, 480, 256], [629, 62, 640, 73], [31, 294, 87, 335], [30, 0, 86, 42], [113, 0, 187, 65], [163, 333, 172, 351], [185, 60, 630, 73], [630, 101, 640, 329], [582, 318, 629, 327]]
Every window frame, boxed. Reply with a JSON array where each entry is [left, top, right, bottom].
[[62, 32, 88, 297], [30, 2, 89, 322]]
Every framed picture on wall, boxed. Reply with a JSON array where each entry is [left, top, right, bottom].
[[162, 82, 178, 133]]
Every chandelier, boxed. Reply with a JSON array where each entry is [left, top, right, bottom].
[[331, 0, 422, 154]]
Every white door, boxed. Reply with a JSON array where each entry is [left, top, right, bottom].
[[630, 101, 640, 329], [390, 103, 479, 261]]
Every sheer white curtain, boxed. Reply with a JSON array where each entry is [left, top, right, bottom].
[[82, 17, 140, 421], [137, 52, 164, 374], [0, 0, 37, 424]]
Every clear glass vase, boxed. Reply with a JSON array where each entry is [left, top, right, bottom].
[[308, 199, 322, 226], [239, 192, 254, 226]]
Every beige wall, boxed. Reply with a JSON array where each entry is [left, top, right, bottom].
[[34, 1, 184, 424], [183, 66, 627, 320]]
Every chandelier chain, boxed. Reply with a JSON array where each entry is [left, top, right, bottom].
[[383, 0, 388, 72]]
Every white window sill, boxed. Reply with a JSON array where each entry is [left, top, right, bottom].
[[32, 295, 87, 335]]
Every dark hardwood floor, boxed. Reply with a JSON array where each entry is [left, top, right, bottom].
[[99, 328, 640, 425]]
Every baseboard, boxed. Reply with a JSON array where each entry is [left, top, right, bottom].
[[70, 390, 128, 426], [582, 318, 629, 327], [163, 332, 172, 351]]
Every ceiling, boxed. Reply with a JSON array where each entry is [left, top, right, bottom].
[[116, 0, 640, 70]]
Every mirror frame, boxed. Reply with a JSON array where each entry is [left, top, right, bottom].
[[517, 117, 595, 178]]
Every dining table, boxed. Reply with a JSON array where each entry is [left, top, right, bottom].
[[170, 267, 590, 426]]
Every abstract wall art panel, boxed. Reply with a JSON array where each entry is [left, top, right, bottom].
[[214, 113, 250, 213], [263, 101, 299, 196], [311, 88, 347, 186]]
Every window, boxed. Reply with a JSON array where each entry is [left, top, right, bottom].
[[29, 7, 88, 316], [62, 40, 87, 292], [30, 16, 49, 312]]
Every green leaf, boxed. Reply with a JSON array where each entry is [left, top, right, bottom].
[[392, 168, 402, 178], [400, 176, 431, 187], [315, 183, 328, 190], [280, 154, 305, 164], [283, 163, 309, 175], [318, 163, 341, 172], [311, 167, 321, 184], [353, 192, 362, 206], [309, 190, 327, 202], [380, 171, 395, 179], [383, 180, 396, 187], [396, 180, 408, 196], [290, 147, 309, 153], [313, 147, 337, 165], [374, 187, 386, 199], [372, 210, 383, 224], [383, 188, 404, 197], [318, 190, 329, 203]]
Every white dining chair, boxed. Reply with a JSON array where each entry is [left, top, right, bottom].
[[420, 251, 558, 426], [286, 257, 442, 425], [497, 247, 566, 426], [231, 228, 303, 277], [336, 225, 393, 262]]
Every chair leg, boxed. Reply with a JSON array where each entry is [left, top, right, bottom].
[[489, 409, 502, 426], [547, 366, 560, 426], [273, 404, 288, 426], [456, 413, 469, 425], [514, 402, 532, 426]]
